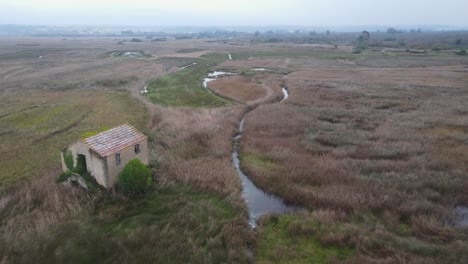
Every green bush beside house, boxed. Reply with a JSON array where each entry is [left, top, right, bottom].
[[118, 158, 152, 195]]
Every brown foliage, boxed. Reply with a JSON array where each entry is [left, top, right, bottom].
[[239, 63, 468, 261], [151, 105, 244, 196], [208, 75, 267, 103], [0, 170, 89, 252]]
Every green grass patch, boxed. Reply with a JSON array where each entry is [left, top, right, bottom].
[[231, 50, 359, 60], [0, 50, 47, 60], [81, 126, 111, 139], [10, 182, 241, 263], [239, 152, 278, 172], [0, 89, 147, 192], [177, 48, 204, 53], [256, 215, 354, 264], [146, 53, 232, 107], [155, 57, 198, 70], [2, 104, 85, 133]]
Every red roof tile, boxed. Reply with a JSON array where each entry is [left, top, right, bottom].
[[83, 124, 146, 157]]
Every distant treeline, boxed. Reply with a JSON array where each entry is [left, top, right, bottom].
[[0, 25, 467, 50]]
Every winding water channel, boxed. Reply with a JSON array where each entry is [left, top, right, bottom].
[[201, 69, 301, 227], [232, 86, 301, 228], [203, 71, 236, 93]]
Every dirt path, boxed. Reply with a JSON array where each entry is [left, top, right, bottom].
[[128, 79, 161, 130]]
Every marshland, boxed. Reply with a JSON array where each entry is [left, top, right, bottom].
[[1, 5, 468, 263]]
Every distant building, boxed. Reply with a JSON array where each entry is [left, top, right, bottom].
[[61, 124, 148, 188]]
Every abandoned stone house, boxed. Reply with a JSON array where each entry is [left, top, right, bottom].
[[61, 124, 148, 188]]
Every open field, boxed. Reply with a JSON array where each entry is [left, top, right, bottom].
[[0, 37, 253, 262], [0, 34, 468, 263], [145, 53, 232, 107], [0, 89, 148, 191]]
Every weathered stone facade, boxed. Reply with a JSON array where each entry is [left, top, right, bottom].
[[61, 124, 148, 188]]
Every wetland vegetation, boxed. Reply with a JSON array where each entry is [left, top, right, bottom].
[[0, 30, 467, 263]]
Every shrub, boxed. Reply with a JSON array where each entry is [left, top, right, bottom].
[[57, 171, 72, 183], [352, 47, 363, 54], [456, 49, 467, 56], [118, 159, 152, 194], [62, 149, 74, 171], [74, 155, 87, 175]]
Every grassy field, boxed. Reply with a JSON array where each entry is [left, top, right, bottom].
[[208, 75, 267, 103], [230, 49, 360, 60], [1, 35, 468, 263], [177, 48, 205, 53], [0, 89, 147, 192], [0, 38, 253, 263], [255, 214, 354, 264], [146, 53, 232, 107], [0, 181, 252, 263]]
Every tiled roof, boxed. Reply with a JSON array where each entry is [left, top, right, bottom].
[[83, 124, 146, 157]]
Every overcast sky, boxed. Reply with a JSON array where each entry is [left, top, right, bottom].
[[1, 0, 468, 26]]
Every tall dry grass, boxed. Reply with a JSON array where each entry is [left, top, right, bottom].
[[208, 75, 267, 103], [241, 74, 468, 261], [0, 169, 90, 257], [149, 105, 245, 196]]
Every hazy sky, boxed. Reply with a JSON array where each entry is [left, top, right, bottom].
[[1, 0, 468, 26]]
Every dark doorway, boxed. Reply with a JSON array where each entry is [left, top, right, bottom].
[[76, 154, 88, 175]]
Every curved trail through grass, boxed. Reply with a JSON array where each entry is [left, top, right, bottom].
[[232, 86, 302, 228]]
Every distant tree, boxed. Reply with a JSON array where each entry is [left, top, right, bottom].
[[457, 49, 467, 55], [326, 30, 331, 36], [254, 31, 260, 38], [121, 30, 134, 35], [354, 31, 370, 53], [309, 31, 317, 36], [387, 27, 398, 34], [131, 38, 142, 42], [360, 31, 370, 41], [455, 38, 463, 45]]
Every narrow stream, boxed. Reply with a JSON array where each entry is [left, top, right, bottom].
[[203, 71, 236, 92], [141, 85, 148, 94], [180, 62, 197, 69], [281, 87, 289, 102], [232, 87, 301, 228]]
